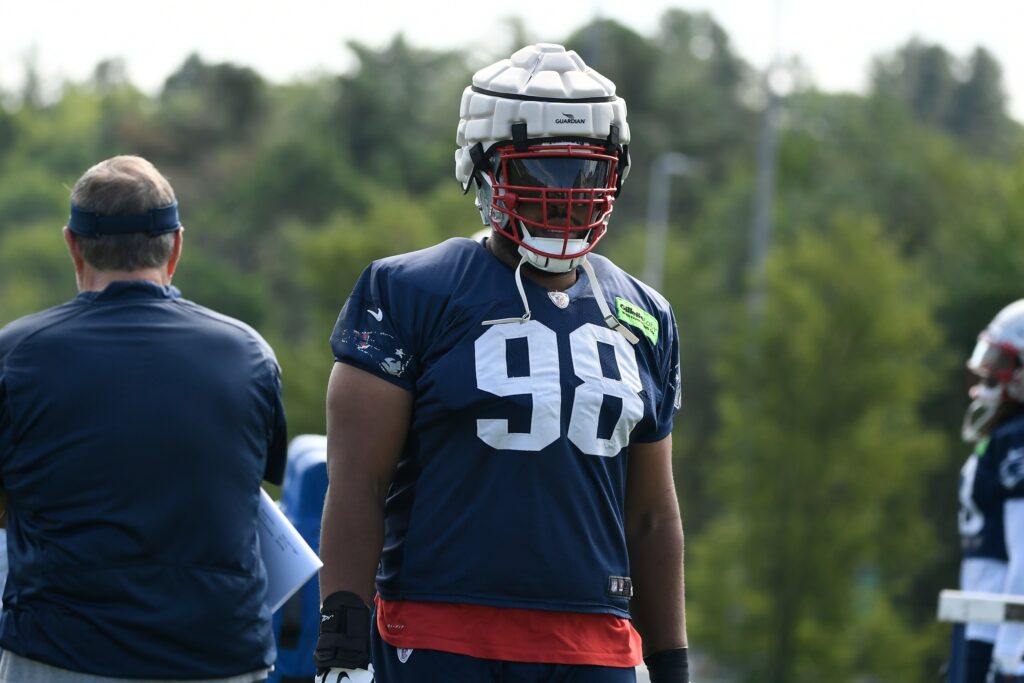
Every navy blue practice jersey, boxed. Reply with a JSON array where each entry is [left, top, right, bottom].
[[960, 413, 1024, 560], [960, 437, 1006, 560], [330, 237, 681, 617]]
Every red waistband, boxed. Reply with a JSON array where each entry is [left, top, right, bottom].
[[376, 596, 642, 667]]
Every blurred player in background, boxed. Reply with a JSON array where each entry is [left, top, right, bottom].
[[957, 300, 1024, 683]]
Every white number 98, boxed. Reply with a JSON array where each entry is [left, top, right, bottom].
[[474, 321, 643, 456]]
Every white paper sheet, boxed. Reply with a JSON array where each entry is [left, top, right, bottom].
[[258, 488, 323, 612]]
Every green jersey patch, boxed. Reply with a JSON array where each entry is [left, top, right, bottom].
[[615, 297, 659, 344]]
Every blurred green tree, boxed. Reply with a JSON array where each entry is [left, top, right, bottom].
[[871, 40, 1020, 156], [872, 40, 956, 128], [945, 47, 1015, 156], [158, 54, 268, 162], [332, 36, 467, 194], [689, 214, 945, 683], [0, 223, 74, 322]]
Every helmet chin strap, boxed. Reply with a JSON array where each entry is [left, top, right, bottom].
[[580, 259, 639, 345], [481, 251, 639, 346], [482, 255, 532, 326]]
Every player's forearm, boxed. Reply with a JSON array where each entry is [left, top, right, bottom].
[[320, 363, 411, 607], [627, 514, 687, 654], [318, 480, 386, 607]]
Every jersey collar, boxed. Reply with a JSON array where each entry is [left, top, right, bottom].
[[76, 280, 182, 303]]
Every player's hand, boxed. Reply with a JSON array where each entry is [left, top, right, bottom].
[[644, 647, 689, 683], [314, 591, 372, 681], [316, 665, 374, 682]]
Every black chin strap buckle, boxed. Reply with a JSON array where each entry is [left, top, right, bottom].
[[606, 124, 620, 154], [511, 122, 529, 152], [464, 142, 487, 194]]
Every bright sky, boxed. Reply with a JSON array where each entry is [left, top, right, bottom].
[[2, 0, 1023, 120]]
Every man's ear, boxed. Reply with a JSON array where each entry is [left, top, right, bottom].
[[167, 227, 184, 277], [63, 226, 85, 273]]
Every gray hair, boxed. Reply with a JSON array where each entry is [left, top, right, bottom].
[[70, 156, 178, 271]]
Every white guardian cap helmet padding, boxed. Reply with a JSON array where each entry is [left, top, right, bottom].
[[455, 43, 630, 186], [455, 44, 631, 274]]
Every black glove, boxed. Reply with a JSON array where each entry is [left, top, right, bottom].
[[314, 591, 373, 682], [644, 647, 690, 683]]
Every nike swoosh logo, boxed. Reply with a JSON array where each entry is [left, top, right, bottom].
[[368, 308, 383, 321]]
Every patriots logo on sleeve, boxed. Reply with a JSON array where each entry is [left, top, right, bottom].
[[335, 329, 414, 377], [999, 447, 1024, 489], [380, 348, 411, 378]]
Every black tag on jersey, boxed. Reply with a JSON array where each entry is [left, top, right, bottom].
[[607, 575, 633, 598]]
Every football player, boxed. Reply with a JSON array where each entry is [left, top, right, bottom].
[[316, 44, 689, 683], [957, 300, 1024, 682]]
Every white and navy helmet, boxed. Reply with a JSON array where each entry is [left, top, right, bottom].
[[963, 299, 1024, 441], [455, 44, 631, 273]]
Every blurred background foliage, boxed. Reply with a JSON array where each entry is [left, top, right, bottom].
[[2, 10, 1022, 682]]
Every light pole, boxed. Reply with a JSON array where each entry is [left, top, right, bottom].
[[749, 0, 788, 317], [643, 152, 696, 292], [748, 62, 791, 318]]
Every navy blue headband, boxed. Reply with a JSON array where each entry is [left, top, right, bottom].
[[68, 202, 182, 237]]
